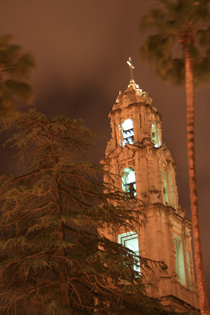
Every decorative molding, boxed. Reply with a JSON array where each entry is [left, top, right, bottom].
[[128, 160, 135, 167], [117, 146, 135, 162], [118, 162, 126, 173], [177, 208, 187, 218]]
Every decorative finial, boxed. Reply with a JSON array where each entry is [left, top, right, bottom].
[[127, 57, 135, 82]]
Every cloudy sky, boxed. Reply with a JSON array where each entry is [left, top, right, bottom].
[[0, 0, 210, 305]]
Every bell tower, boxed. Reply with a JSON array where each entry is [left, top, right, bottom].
[[101, 59, 200, 312]]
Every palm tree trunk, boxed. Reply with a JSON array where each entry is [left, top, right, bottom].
[[184, 46, 210, 315]]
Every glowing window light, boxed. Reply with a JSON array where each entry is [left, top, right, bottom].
[[122, 167, 137, 198], [118, 231, 140, 274], [122, 119, 134, 146]]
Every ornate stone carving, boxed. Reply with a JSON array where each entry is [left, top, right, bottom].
[[117, 146, 134, 162], [105, 138, 116, 157], [148, 188, 161, 204], [118, 162, 126, 173], [128, 160, 135, 167], [177, 207, 187, 218]]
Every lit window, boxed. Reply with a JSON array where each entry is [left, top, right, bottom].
[[122, 167, 136, 198], [173, 234, 186, 286], [152, 122, 157, 145], [152, 122, 161, 148], [122, 119, 134, 146], [161, 170, 168, 203], [118, 231, 140, 274]]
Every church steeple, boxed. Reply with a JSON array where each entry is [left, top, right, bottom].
[[101, 60, 200, 312], [104, 59, 174, 209]]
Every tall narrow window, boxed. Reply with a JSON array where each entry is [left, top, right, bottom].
[[173, 234, 186, 286], [161, 170, 168, 203], [152, 122, 161, 148], [122, 167, 136, 198], [185, 236, 192, 289], [122, 119, 134, 146], [157, 123, 161, 147], [118, 231, 140, 273], [152, 122, 157, 146], [168, 169, 175, 207]]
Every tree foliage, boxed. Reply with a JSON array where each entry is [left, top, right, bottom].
[[140, 1, 210, 314], [0, 110, 175, 315], [0, 34, 35, 118], [140, 0, 210, 87]]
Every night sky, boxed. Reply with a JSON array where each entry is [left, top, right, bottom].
[[0, 0, 210, 305]]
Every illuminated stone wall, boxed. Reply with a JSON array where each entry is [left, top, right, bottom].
[[101, 80, 200, 312]]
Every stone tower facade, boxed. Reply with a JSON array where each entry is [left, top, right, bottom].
[[101, 73, 200, 312]]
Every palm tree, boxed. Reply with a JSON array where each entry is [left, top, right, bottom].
[[140, 1, 210, 314], [0, 34, 35, 118]]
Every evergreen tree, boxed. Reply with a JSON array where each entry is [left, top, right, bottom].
[[140, 1, 210, 313], [0, 34, 35, 118], [0, 110, 174, 315]]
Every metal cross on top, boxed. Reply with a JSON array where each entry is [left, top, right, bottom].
[[127, 57, 135, 81]]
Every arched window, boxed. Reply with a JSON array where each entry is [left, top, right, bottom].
[[122, 167, 136, 198], [161, 170, 168, 203], [122, 119, 134, 146]]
